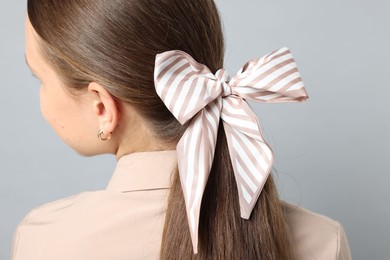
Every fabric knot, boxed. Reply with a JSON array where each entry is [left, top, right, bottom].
[[215, 69, 232, 97]]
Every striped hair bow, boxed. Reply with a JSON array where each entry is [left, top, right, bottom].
[[154, 47, 308, 254]]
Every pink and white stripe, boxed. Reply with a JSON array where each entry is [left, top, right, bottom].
[[154, 47, 308, 254]]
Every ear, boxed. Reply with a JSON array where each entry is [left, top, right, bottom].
[[87, 82, 119, 137]]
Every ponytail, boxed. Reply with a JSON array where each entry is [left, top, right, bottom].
[[161, 123, 294, 259]]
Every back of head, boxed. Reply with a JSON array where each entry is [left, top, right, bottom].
[[28, 0, 224, 142], [27, 0, 293, 259]]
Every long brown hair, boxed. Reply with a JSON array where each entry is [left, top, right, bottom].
[[27, 0, 294, 258]]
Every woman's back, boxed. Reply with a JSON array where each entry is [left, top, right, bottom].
[[11, 150, 351, 260]]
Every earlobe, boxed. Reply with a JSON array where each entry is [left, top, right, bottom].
[[87, 82, 119, 136]]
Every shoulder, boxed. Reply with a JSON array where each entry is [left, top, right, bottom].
[[11, 191, 116, 255], [20, 188, 168, 224], [13, 191, 109, 239], [11, 191, 93, 259], [19, 191, 105, 222], [282, 201, 352, 260], [16, 189, 149, 229], [11, 190, 167, 259]]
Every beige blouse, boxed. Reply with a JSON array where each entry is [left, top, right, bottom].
[[10, 150, 352, 259]]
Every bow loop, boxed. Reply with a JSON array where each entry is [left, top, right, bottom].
[[154, 47, 309, 254], [230, 47, 308, 102]]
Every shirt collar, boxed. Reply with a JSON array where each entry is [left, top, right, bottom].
[[106, 150, 177, 192]]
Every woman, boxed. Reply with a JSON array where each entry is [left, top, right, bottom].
[[12, 0, 351, 259]]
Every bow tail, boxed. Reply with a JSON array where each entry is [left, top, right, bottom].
[[176, 100, 221, 254], [221, 97, 274, 219]]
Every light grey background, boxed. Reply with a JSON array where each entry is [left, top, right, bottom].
[[1, 1, 389, 259]]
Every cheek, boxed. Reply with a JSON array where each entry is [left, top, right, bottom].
[[38, 86, 103, 155], [39, 85, 65, 131], [39, 86, 50, 123]]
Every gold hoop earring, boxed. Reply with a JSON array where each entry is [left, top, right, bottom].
[[97, 129, 112, 141]]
